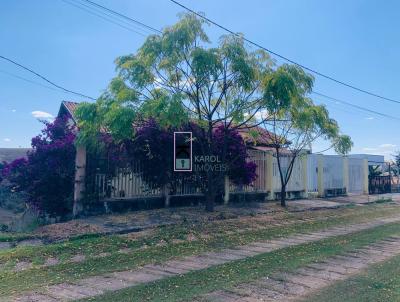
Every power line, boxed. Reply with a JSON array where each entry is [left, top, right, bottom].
[[0, 69, 60, 92], [168, 0, 400, 105], [62, 0, 148, 37], [312, 91, 400, 121], [60, 0, 400, 121], [317, 99, 393, 124], [0, 69, 100, 101], [0, 55, 96, 100], [314, 97, 372, 119], [80, 0, 161, 34]]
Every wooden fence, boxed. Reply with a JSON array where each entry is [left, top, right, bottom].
[[272, 155, 304, 193], [229, 150, 268, 193], [93, 151, 369, 201]]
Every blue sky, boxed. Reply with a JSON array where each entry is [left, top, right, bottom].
[[0, 0, 399, 159]]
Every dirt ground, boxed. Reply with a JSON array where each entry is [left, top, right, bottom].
[[3, 193, 400, 241], [34, 221, 104, 240]]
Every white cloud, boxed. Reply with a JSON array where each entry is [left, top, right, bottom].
[[243, 110, 269, 121], [11, 109, 16, 113], [365, 117, 374, 120], [379, 143, 396, 149], [31, 110, 54, 120], [361, 143, 397, 159], [254, 110, 269, 120], [362, 147, 377, 152], [3, 138, 11, 142]]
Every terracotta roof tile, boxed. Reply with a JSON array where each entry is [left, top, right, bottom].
[[238, 127, 276, 146], [58, 101, 80, 122]]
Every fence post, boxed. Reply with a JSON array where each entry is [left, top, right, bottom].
[[302, 154, 308, 198], [73, 146, 86, 217], [343, 157, 349, 195], [163, 185, 170, 207], [317, 154, 325, 197], [363, 159, 369, 194], [224, 175, 230, 204], [266, 152, 274, 200]]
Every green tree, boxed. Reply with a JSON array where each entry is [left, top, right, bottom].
[[369, 165, 382, 178], [76, 13, 274, 211], [261, 65, 352, 206], [76, 13, 351, 211]]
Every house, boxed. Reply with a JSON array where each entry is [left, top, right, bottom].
[[57, 101, 381, 215], [57, 101, 295, 214]]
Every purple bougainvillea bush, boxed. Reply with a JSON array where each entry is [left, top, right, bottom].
[[212, 125, 257, 186], [1, 117, 76, 218], [129, 119, 257, 194]]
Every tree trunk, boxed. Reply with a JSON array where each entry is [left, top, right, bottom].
[[204, 122, 215, 212], [280, 185, 287, 207], [205, 175, 215, 212], [223, 175, 230, 204], [73, 146, 86, 218], [163, 184, 170, 207]]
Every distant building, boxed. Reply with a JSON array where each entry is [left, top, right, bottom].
[[0, 148, 30, 163], [348, 154, 385, 165]]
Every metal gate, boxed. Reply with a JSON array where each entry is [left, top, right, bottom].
[[369, 175, 391, 194]]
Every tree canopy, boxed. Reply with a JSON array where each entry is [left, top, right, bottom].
[[75, 14, 275, 144], [262, 64, 352, 155], [75, 12, 352, 210], [260, 64, 352, 206]]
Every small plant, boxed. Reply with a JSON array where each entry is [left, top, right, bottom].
[[0, 224, 8, 232]]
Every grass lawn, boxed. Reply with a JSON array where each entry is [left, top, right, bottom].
[[79, 222, 400, 302], [302, 253, 400, 302], [0, 203, 399, 298], [0, 232, 38, 242], [1, 203, 398, 265]]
